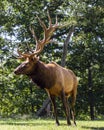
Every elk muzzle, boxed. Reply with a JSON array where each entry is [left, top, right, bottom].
[[14, 69, 21, 75]]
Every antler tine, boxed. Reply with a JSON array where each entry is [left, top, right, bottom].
[[30, 12, 59, 56], [47, 11, 52, 27], [31, 45, 42, 56], [47, 10, 58, 28], [17, 49, 30, 59], [29, 26, 38, 44], [55, 15, 58, 26], [29, 25, 43, 54], [36, 15, 47, 31], [36, 15, 48, 45]]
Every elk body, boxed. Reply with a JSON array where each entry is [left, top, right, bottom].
[[14, 13, 78, 126]]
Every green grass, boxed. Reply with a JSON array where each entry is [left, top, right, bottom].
[[0, 118, 104, 130]]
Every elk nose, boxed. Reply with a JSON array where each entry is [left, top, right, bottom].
[[14, 70, 18, 74]]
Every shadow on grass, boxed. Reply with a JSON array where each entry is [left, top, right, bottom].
[[0, 122, 53, 126], [82, 126, 104, 130], [0, 120, 72, 127], [0, 120, 56, 126]]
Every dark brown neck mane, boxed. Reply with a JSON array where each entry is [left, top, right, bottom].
[[28, 61, 56, 89]]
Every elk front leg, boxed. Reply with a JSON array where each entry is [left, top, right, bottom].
[[50, 95, 60, 126]]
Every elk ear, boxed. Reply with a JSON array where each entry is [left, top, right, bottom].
[[33, 56, 40, 61], [30, 55, 39, 62]]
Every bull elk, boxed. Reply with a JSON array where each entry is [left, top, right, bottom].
[[14, 12, 78, 126]]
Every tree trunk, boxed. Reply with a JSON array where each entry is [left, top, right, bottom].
[[88, 66, 95, 120], [61, 26, 74, 67], [36, 98, 50, 116]]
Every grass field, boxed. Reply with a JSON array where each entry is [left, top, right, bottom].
[[0, 118, 104, 130]]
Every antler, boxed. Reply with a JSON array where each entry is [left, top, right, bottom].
[[30, 12, 58, 56], [17, 12, 58, 58]]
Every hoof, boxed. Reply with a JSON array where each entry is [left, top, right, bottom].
[[67, 123, 71, 126], [67, 121, 71, 126], [73, 121, 77, 126], [56, 122, 60, 126], [72, 123, 77, 127]]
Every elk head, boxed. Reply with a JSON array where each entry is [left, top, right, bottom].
[[14, 12, 58, 75]]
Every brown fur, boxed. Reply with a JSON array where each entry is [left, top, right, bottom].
[[14, 57, 78, 126], [29, 61, 57, 89]]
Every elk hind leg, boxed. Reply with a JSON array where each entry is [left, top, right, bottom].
[[61, 90, 71, 125], [71, 92, 77, 126]]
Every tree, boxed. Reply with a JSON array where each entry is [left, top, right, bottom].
[[0, 0, 104, 119]]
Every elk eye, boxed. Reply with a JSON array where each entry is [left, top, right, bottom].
[[25, 63, 29, 67]]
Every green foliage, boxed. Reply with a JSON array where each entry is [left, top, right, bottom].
[[0, 0, 104, 119]]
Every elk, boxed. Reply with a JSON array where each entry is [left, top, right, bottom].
[[14, 12, 78, 126]]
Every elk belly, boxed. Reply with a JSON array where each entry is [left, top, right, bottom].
[[45, 84, 63, 97]]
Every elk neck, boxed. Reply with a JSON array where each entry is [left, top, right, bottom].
[[27, 60, 56, 89]]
